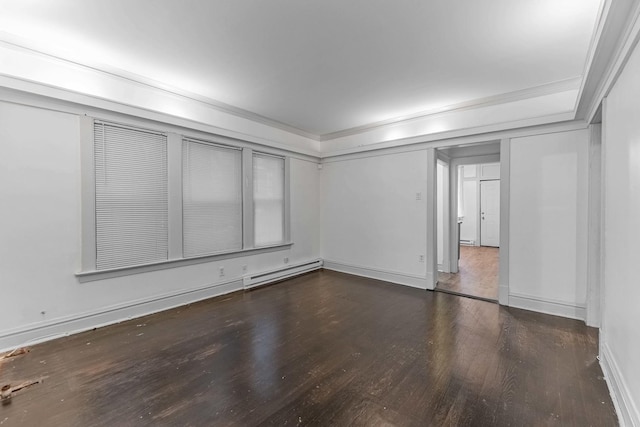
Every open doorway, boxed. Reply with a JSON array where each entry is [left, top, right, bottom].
[[435, 143, 501, 302]]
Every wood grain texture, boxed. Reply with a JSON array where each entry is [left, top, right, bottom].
[[0, 270, 616, 426], [438, 245, 499, 300]]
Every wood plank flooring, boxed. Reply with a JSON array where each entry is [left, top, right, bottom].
[[0, 270, 616, 426], [438, 245, 499, 300]]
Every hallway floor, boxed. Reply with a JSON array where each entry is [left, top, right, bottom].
[[438, 245, 499, 300]]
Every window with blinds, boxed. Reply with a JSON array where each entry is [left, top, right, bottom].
[[94, 122, 168, 270], [182, 139, 243, 257], [253, 153, 285, 247]]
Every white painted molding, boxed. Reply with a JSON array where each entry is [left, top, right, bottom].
[[0, 35, 320, 141], [574, 0, 612, 114], [0, 33, 586, 146], [426, 148, 438, 290], [0, 84, 322, 160], [320, 78, 582, 141], [322, 260, 428, 290], [320, 95, 578, 156], [600, 341, 640, 427], [586, 124, 603, 327], [320, 118, 587, 160], [0, 279, 243, 353], [498, 139, 511, 306], [508, 292, 586, 321], [583, 0, 640, 123], [0, 35, 586, 157], [76, 242, 294, 282]]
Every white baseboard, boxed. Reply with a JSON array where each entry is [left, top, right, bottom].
[[600, 341, 640, 427], [508, 292, 586, 321], [323, 259, 428, 289], [0, 279, 243, 353]]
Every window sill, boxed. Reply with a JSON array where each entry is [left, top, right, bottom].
[[76, 242, 293, 283]]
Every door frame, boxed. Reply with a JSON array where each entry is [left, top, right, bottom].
[[443, 143, 510, 305]]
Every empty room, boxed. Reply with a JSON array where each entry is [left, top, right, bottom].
[[1, 1, 639, 426]]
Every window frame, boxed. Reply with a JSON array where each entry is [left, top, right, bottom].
[[78, 117, 292, 281]]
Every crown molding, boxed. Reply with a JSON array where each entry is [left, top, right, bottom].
[[0, 31, 588, 145], [573, 0, 611, 114], [576, 0, 640, 123], [320, 116, 586, 160], [318, 78, 582, 141], [0, 32, 321, 141], [0, 79, 322, 160]]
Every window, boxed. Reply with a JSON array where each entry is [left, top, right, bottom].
[[253, 153, 285, 246], [80, 118, 291, 276], [93, 122, 168, 270], [182, 139, 243, 257]]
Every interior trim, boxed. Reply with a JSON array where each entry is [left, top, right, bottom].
[[319, 78, 582, 141], [76, 243, 293, 282], [508, 292, 586, 321], [600, 341, 640, 427], [0, 278, 243, 353], [323, 260, 428, 290]]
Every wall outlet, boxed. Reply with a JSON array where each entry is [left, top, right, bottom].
[[416, 192, 422, 201], [219, 267, 225, 277], [242, 265, 247, 273], [419, 255, 425, 263], [284, 257, 289, 264]]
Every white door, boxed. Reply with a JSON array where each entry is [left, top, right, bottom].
[[480, 180, 500, 247]]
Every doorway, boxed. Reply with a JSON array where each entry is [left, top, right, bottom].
[[435, 145, 501, 302]]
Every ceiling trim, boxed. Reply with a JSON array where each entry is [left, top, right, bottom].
[[574, 0, 611, 113], [575, 0, 640, 122], [0, 77, 322, 159], [0, 32, 321, 141], [318, 77, 582, 141], [320, 120, 588, 163], [0, 32, 588, 143], [321, 113, 583, 159]]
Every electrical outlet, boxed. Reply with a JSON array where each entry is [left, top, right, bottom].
[[419, 255, 425, 263], [219, 267, 225, 277], [242, 265, 247, 273], [284, 257, 289, 264], [416, 192, 422, 201]]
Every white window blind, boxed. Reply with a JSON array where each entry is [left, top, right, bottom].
[[182, 140, 243, 257], [94, 122, 168, 270], [253, 153, 285, 247]]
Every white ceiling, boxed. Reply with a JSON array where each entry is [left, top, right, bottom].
[[0, 0, 602, 138]]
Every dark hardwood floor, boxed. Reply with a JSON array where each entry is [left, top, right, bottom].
[[438, 245, 499, 300], [0, 270, 616, 426]]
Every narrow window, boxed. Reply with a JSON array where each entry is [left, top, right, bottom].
[[253, 153, 285, 246]]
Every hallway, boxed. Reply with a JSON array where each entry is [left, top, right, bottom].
[[437, 246, 499, 301]]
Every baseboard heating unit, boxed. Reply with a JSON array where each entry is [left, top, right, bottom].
[[243, 259, 323, 290]]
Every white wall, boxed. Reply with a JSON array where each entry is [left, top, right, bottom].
[[0, 100, 320, 351], [320, 150, 428, 288], [508, 129, 589, 319], [600, 35, 640, 427]]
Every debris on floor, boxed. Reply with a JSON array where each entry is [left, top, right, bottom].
[[1, 348, 30, 359], [1, 378, 45, 405]]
